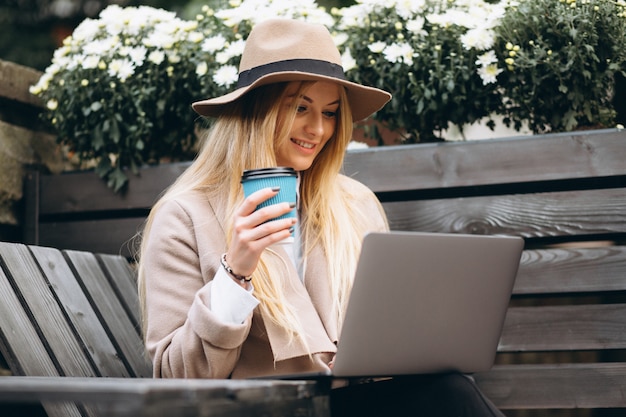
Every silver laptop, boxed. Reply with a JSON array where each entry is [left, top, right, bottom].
[[261, 230, 524, 379]]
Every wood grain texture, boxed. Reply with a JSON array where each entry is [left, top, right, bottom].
[[343, 129, 626, 193], [475, 363, 626, 409], [97, 253, 141, 331], [0, 377, 327, 417], [382, 187, 626, 238], [38, 217, 144, 256], [64, 250, 152, 378], [30, 245, 130, 378], [499, 304, 626, 351], [0, 243, 95, 378], [39, 162, 190, 214], [514, 245, 626, 294]]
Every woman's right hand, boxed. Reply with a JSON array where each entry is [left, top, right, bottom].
[[224, 187, 297, 284]]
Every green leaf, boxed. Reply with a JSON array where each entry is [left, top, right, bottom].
[[107, 167, 129, 193], [92, 125, 104, 151]]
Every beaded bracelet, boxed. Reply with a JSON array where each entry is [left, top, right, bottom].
[[220, 253, 253, 282]]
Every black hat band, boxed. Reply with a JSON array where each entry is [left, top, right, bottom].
[[236, 59, 346, 89]]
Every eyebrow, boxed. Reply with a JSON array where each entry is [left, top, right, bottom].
[[300, 95, 340, 107]]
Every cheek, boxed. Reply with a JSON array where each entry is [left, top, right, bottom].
[[323, 120, 337, 142]]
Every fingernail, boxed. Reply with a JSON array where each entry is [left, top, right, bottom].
[[289, 202, 296, 209], [271, 186, 280, 192], [289, 226, 295, 234]]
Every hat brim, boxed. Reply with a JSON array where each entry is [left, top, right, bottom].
[[192, 72, 391, 122]]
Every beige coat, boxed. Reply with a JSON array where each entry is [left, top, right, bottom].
[[142, 174, 388, 379]]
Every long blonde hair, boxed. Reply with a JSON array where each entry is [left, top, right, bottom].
[[137, 81, 378, 350]]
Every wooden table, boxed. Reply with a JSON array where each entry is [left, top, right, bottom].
[[0, 376, 329, 417]]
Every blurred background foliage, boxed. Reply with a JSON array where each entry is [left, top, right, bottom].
[[0, 0, 355, 71]]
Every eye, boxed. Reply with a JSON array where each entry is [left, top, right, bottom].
[[323, 110, 337, 119], [296, 105, 308, 113]]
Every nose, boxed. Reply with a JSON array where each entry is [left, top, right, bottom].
[[304, 112, 324, 138]]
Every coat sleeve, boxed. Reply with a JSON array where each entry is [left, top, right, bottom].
[[141, 198, 252, 379]]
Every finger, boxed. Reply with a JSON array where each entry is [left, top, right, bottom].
[[237, 187, 281, 216], [227, 217, 296, 276]]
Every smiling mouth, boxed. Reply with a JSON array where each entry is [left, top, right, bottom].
[[291, 138, 315, 149]]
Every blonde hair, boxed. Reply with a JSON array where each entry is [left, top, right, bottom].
[[137, 81, 380, 352]]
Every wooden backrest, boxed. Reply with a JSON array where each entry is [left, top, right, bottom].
[[343, 129, 626, 411], [22, 163, 191, 257], [0, 242, 153, 404]]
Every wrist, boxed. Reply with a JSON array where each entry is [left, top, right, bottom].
[[220, 253, 253, 285]]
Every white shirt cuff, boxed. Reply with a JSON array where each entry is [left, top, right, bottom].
[[210, 267, 259, 324]]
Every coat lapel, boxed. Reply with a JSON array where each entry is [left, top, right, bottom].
[[262, 243, 337, 362]]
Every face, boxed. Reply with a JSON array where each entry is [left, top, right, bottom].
[[275, 81, 341, 171]]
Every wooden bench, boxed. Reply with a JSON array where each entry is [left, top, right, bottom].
[[0, 242, 328, 417], [16, 128, 626, 415], [342, 128, 626, 415]]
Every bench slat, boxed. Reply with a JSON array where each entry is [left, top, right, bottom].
[[39, 162, 190, 215], [0, 243, 96, 377], [38, 218, 144, 255], [343, 130, 626, 193], [29, 246, 130, 378], [0, 376, 325, 417], [475, 362, 626, 409], [499, 304, 626, 352], [383, 187, 626, 239], [0, 243, 90, 417], [64, 250, 152, 378], [97, 253, 141, 331], [0, 251, 59, 377], [515, 246, 626, 294]]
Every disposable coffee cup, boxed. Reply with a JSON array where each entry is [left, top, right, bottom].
[[241, 167, 297, 238]]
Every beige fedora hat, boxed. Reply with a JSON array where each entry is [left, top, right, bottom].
[[192, 18, 391, 122]]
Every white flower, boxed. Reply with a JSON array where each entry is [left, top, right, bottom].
[[81, 55, 100, 70], [167, 52, 181, 64], [216, 0, 333, 28], [108, 59, 135, 81], [188, 31, 204, 43], [216, 39, 245, 64], [71, 18, 100, 42], [461, 27, 496, 50], [82, 37, 119, 56], [148, 50, 165, 65], [477, 64, 503, 85], [201, 34, 227, 53], [46, 99, 58, 110], [144, 29, 175, 49], [332, 32, 349, 47], [475, 50, 498, 67], [341, 48, 357, 72], [213, 65, 239, 87], [196, 62, 208, 77], [406, 17, 427, 35], [383, 42, 415, 66], [368, 41, 387, 54], [126, 46, 148, 66]]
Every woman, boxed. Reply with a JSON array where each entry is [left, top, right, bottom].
[[138, 18, 505, 417]]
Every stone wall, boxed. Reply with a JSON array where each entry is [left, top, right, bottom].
[[0, 59, 65, 241]]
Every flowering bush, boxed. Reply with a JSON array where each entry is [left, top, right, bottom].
[[30, 1, 333, 191], [31, 0, 626, 190], [334, 0, 510, 142], [30, 5, 215, 190], [494, 0, 626, 133]]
